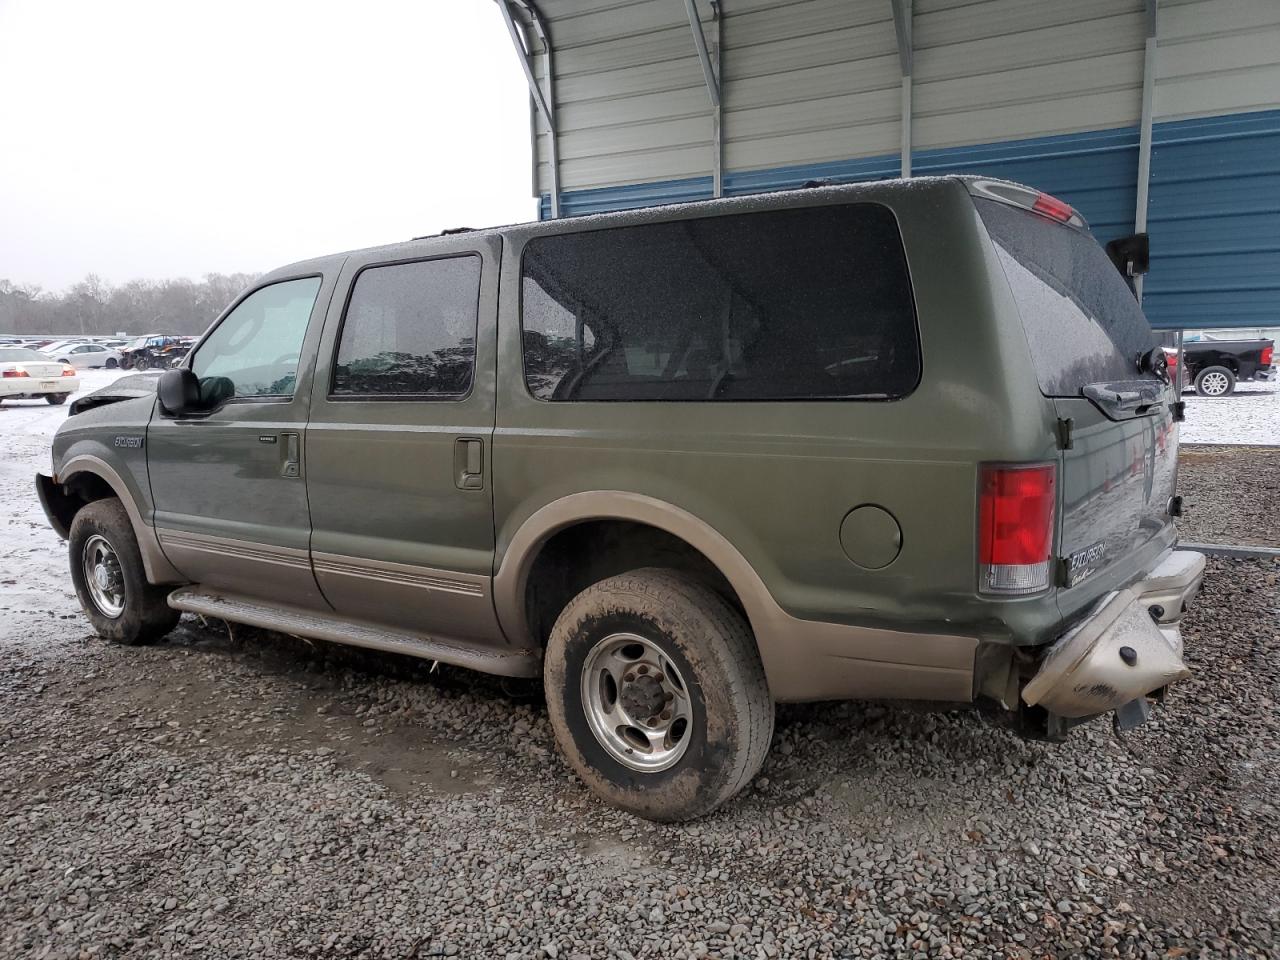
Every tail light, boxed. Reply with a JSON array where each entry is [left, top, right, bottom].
[[61, 365, 76, 377], [1262, 344, 1274, 366], [978, 463, 1056, 595], [2, 368, 29, 378]]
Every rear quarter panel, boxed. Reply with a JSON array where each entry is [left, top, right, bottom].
[[492, 180, 1062, 647]]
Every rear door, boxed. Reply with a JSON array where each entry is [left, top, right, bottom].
[[304, 236, 504, 646], [975, 196, 1177, 589]]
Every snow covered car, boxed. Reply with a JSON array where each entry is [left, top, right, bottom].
[[0, 347, 79, 405]]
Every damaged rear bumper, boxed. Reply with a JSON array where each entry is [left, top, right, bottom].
[[1022, 549, 1205, 720]]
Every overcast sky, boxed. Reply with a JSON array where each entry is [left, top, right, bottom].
[[0, 0, 535, 292]]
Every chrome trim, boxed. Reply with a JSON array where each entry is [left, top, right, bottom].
[[311, 552, 484, 597], [157, 529, 312, 570]]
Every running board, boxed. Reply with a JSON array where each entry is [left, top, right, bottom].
[[167, 587, 541, 678]]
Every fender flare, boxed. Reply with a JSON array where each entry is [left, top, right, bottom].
[[57, 454, 185, 584], [492, 491, 796, 687]]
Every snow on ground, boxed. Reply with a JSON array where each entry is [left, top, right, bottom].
[[0, 368, 129, 644], [1179, 379, 1280, 446]]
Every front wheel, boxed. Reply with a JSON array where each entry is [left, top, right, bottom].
[[106, 358, 118, 369], [68, 499, 180, 645], [1194, 365, 1235, 397], [544, 568, 773, 821]]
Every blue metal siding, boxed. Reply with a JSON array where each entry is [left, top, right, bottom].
[[1143, 109, 1280, 329], [538, 108, 1280, 330]]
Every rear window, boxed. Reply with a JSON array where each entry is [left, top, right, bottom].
[[0, 348, 44, 361], [520, 203, 920, 402], [976, 198, 1157, 396]]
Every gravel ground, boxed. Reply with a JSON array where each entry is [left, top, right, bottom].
[[2, 556, 1278, 960], [1177, 446, 1280, 549]]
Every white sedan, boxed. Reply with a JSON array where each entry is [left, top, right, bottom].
[[50, 342, 124, 369], [0, 347, 79, 405]]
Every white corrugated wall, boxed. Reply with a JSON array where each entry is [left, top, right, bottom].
[[524, 0, 1280, 198]]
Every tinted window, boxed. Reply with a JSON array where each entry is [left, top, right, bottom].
[[192, 277, 321, 399], [976, 198, 1157, 396], [333, 256, 480, 398], [520, 204, 919, 402]]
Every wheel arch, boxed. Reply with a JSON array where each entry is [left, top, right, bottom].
[[49, 455, 184, 584], [494, 492, 778, 682]]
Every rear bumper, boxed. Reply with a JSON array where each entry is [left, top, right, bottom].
[[1021, 549, 1204, 719], [0, 378, 77, 398]]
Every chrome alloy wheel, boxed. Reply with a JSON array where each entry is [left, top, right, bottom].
[[581, 632, 694, 772], [1199, 370, 1230, 396], [82, 534, 125, 618]]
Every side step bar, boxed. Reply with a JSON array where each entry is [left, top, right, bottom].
[[168, 586, 541, 679]]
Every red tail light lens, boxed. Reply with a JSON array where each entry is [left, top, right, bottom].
[[1262, 344, 1274, 366], [978, 464, 1056, 595], [3, 369, 30, 378], [61, 365, 76, 377]]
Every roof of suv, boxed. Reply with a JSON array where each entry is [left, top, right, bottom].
[[261, 175, 980, 285]]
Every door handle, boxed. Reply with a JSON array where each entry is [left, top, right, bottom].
[[280, 432, 301, 479], [454, 437, 483, 491]]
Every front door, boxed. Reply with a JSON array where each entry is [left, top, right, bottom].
[[305, 236, 504, 646], [147, 273, 335, 608]]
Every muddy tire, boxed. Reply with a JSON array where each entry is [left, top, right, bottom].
[[1194, 365, 1235, 397], [68, 499, 179, 645], [544, 567, 773, 821]]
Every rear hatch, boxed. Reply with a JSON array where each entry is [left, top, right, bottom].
[[973, 184, 1177, 594]]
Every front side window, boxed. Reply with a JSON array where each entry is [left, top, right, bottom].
[[520, 204, 920, 402], [332, 255, 480, 398], [191, 276, 321, 399]]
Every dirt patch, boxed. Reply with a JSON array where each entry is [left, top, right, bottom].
[[1177, 445, 1280, 548]]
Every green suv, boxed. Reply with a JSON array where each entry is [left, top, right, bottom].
[[38, 177, 1204, 820]]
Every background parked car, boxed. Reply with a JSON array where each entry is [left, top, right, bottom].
[[0, 347, 79, 404], [119, 335, 187, 369], [1164, 337, 1274, 396], [48, 342, 123, 369]]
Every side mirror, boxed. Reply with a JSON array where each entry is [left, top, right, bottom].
[[157, 368, 201, 416], [1106, 233, 1150, 278]]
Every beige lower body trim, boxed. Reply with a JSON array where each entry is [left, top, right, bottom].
[[156, 528, 328, 609], [311, 551, 503, 645], [494, 491, 977, 703]]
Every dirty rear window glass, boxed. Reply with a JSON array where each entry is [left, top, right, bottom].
[[520, 204, 919, 402], [976, 198, 1157, 397]]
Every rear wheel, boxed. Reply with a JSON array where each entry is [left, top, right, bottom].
[[68, 499, 179, 645], [544, 567, 773, 821], [1194, 365, 1235, 397], [45, 394, 67, 405]]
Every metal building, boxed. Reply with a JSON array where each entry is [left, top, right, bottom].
[[497, 0, 1280, 330]]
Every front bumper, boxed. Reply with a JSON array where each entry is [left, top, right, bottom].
[[1022, 549, 1205, 719]]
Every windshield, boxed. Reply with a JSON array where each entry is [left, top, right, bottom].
[[976, 198, 1158, 397], [0, 348, 47, 362]]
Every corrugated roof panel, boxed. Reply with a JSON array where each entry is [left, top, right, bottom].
[[726, 117, 900, 171], [915, 90, 1143, 151], [913, 0, 1142, 47]]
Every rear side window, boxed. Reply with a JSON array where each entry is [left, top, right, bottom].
[[976, 198, 1157, 396], [332, 255, 481, 399], [520, 204, 919, 401]]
